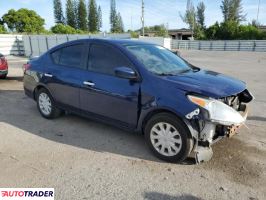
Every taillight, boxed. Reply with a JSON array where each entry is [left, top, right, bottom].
[[0, 57, 7, 70], [23, 63, 31, 72], [0, 57, 5, 65]]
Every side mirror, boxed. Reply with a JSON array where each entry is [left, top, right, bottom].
[[171, 50, 181, 56], [114, 67, 137, 80]]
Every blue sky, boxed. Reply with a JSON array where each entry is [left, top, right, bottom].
[[0, 0, 265, 31]]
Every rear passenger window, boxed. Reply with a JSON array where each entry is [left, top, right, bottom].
[[89, 44, 132, 75], [51, 44, 85, 69]]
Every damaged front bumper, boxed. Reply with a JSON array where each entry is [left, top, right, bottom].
[[194, 105, 248, 163]]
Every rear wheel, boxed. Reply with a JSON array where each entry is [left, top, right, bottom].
[[37, 88, 62, 119], [144, 113, 193, 163]]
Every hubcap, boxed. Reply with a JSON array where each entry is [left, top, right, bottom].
[[150, 122, 182, 157], [38, 93, 52, 115]]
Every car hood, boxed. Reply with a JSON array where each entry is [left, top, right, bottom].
[[164, 69, 246, 98]]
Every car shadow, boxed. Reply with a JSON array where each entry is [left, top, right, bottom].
[[248, 116, 266, 122], [0, 90, 196, 164], [143, 192, 203, 200], [5, 76, 23, 81]]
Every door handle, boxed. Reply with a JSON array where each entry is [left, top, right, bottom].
[[83, 81, 95, 87], [44, 73, 53, 78]]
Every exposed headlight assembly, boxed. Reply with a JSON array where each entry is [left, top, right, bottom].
[[187, 95, 245, 126]]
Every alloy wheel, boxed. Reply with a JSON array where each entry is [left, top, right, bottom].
[[38, 92, 52, 116]]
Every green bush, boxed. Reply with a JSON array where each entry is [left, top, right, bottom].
[[129, 31, 139, 38], [205, 22, 220, 40], [218, 21, 239, 39], [204, 21, 266, 40], [238, 25, 266, 40], [51, 23, 84, 34], [0, 25, 7, 33]]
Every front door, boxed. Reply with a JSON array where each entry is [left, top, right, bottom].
[[80, 42, 140, 128]]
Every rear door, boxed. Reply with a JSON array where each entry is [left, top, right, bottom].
[[44, 43, 88, 109], [80, 42, 140, 128]]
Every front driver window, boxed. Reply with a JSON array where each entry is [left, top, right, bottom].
[[89, 43, 132, 76]]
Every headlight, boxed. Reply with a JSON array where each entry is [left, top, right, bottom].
[[187, 95, 245, 126]]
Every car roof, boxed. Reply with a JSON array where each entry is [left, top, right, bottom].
[[104, 39, 155, 46], [70, 38, 154, 46], [48, 38, 155, 53]]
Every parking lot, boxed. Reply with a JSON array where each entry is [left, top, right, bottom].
[[0, 51, 265, 200]]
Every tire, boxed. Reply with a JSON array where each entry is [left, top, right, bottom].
[[36, 88, 62, 119], [144, 113, 193, 163], [0, 74, 7, 79]]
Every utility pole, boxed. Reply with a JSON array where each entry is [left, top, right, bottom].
[[257, 0, 261, 22], [131, 12, 133, 31], [141, 0, 144, 36]]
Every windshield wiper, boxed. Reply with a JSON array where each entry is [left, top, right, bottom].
[[156, 73, 176, 76], [179, 69, 192, 74]]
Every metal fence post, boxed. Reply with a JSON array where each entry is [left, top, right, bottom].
[[15, 36, 22, 56], [29, 35, 33, 57], [37, 36, 41, 56], [45, 36, 49, 51], [56, 35, 58, 45], [224, 41, 227, 51], [253, 41, 256, 51]]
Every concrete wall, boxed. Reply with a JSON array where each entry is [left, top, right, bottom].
[[2, 33, 265, 57], [137, 37, 171, 49], [23, 33, 131, 57], [172, 40, 266, 52], [0, 35, 24, 56]]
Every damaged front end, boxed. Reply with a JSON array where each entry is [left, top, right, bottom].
[[185, 89, 253, 163]]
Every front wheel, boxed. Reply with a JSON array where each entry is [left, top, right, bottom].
[[144, 113, 193, 163], [37, 88, 62, 119]]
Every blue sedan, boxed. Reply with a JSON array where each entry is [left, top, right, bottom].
[[23, 39, 253, 163]]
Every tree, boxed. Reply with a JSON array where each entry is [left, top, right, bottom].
[[97, 6, 102, 31], [221, 0, 231, 22], [220, 0, 246, 23], [66, 0, 76, 28], [0, 25, 7, 33], [2, 9, 45, 33], [110, 0, 118, 33], [88, 0, 98, 32], [144, 25, 168, 37], [196, 2, 205, 28], [231, 0, 246, 22], [51, 23, 76, 34], [110, 0, 124, 33], [73, 0, 79, 29], [205, 22, 220, 39], [117, 12, 124, 33], [180, 0, 196, 38], [51, 23, 84, 34], [77, 0, 87, 31], [53, 0, 65, 24]]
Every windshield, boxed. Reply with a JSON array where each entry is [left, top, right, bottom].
[[124, 44, 191, 75]]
